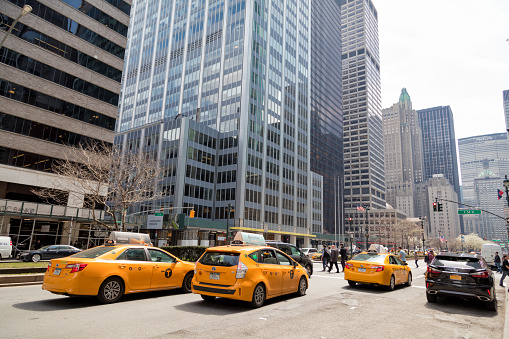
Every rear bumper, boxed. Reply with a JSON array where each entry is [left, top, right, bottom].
[[42, 272, 100, 296], [344, 270, 388, 285], [191, 280, 255, 302], [426, 280, 495, 301]]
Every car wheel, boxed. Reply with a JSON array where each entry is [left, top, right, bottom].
[[201, 295, 215, 302], [97, 277, 124, 304], [297, 276, 307, 296], [426, 292, 437, 303], [348, 280, 357, 287], [387, 275, 395, 291], [31, 253, 41, 262], [305, 264, 312, 277], [406, 272, 412, 286], [181, 272, 193, 293], [250, 283, 266, 308], [486, 297, 498, 312]]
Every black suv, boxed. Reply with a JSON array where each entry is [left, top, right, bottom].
[[265, 241, 313, 277], [425, 253, 497, 311]]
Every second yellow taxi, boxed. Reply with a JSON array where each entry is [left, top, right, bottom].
[[42, 232, 195, 303], [344, 245, 412, 290], [191, 232, 309, 308]]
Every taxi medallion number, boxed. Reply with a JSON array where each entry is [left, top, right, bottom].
[[53, 268, 61, 275], [358, 268, 366, 273], [450, 274, 461, 280], [210, 272, 220, 280]]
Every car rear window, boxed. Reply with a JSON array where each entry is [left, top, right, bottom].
[[199, 251, 240, 266], [433, 256, 482, 269], [70, 246, 117, 258], [350, 253, 386, 263]]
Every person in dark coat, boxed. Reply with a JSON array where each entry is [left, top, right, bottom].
[[321, 246, 330, 271], [495, 252, 502, 273], [340, 243, 348, 272], [328, 245, 340, 273]]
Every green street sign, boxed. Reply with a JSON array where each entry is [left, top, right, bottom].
[[457, 210, 481, 215], [155, 213, 164, 216]]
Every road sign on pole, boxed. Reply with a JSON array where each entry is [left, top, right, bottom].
[[457, 210, 481, 215]]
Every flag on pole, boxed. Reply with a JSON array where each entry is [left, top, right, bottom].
[[356, 205, 365, 212], [498, 189, 504, 200], [440, 236, 445, 243]]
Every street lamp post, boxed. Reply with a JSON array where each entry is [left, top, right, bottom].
[[504, 175, 509, 207], [364, 206, 370, 250], [0, 5, 32, 49], [419, 216, 426, 251]]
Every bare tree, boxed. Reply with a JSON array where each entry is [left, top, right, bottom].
[[32, 142, 165, 230], [391, 219, 420, 249]]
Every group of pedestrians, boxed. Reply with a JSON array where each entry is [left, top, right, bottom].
[[321, 243, 348, 273]]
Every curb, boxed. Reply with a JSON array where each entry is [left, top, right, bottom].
[[0, 274, 44, 287]]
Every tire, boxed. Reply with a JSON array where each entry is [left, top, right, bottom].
[[387, 275, 395, 291], [97, 277, 124, 304], [250, 283, 266, 308], [348, 280, 357, 287], [486, 298, 498, 312], [426, 292, 437, 303], [31, 253, 41, 262], [200, 295, 216, 301], [406, 272, 412, 286], [304, 264, 312, 277], [297, 276, 307, 296], [181, 272, 193, 293]]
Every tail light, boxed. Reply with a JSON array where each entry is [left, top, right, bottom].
[[471, 271, 489, 278], [427, 266, 441, 274], [46, 263, 51, 272], [236, 261, 248, 279], [372, 266, 384, 272], [10, 240, 12, 246], [65, 263, 87, 273], [345, 263, 353, 269]]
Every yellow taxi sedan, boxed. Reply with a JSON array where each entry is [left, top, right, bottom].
[[42, 241, 195, 303], [344, 250, 412, 290], [192, 233, 308, 308]]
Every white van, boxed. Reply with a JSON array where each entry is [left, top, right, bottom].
[[0, 236, 13, 259], [481, 243, 502, 267]]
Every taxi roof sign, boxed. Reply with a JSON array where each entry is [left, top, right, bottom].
[[231, 232, 265, 246], [108, 231, 152, 246], [368, 244, 387, 254]]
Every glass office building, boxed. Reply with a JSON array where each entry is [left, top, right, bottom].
[[116, 0, 322, 245]]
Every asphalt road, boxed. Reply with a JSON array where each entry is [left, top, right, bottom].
[[0, 261, 505, 339]]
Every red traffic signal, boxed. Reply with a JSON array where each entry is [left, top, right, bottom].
[[433, 202, 437, 212]]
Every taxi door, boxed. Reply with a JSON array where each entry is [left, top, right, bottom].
[[275, 251, 298, 294], [259, 249, 282, 297], [388, 255, 403, 284], [116, 248, 153, 291], [393, 256, 407, 283], [147, 249, 182, 289]]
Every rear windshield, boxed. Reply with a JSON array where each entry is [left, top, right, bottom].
[[199, 252, 240, 266], [434, 256, 482, 269], [350, 253, 386, 263], [70, 246, 117, 259]]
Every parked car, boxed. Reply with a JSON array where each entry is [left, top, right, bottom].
[[425, 253, 497, 311], [19, 245, 82, 262], [301, 248, 318, 258], [0, 236, 12, 259], [265, 241, 313, 276]]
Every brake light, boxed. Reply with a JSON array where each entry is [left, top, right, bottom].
[[236, 261, 248, 279], [427, 266, 441, 274], [10, 240, 12, 246], [66, 264, 87, 273], [46, 263, 51, 272], [345, 263, 353, 270], [372, 266, 384, 272], [471, 271, 489, 279]]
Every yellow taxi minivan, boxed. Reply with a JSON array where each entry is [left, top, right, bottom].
[[192, 232, 308, 308]]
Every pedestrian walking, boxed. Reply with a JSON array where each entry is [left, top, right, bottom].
[[414, 251, 419, 268], [321, 246, 330, 271], [340, 243, 348, 272], [499, 254, 509, 287], [328, 245, 340, 273], [398, 246, 406, 263], [494, 252, 502, 273]]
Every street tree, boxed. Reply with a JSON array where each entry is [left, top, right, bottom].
[[32, 141, 165, 230], [391, 219, 420, 249]]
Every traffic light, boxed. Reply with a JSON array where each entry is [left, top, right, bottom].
[[189, 209, 195, 218], [349, 218, 352, 225], [438, 203, 443, 212], [433, 202, 437, 212]]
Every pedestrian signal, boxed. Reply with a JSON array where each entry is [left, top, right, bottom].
[[190, 209, 195, 218]]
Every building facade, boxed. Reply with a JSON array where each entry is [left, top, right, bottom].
[[504, 90, 509, 135], [309, 0, 343, 235], [473, 172, 507, 241], [382, 88, 424, 218], [0, 0, 130, 250], [116, 0, 322, 246], [340, 0, 386, 221]]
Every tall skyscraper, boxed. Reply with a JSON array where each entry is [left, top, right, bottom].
[[0, 0, 130, 248], [417, 106, 461, 200], [116, 0, 321, 246], [504, 90, 509, 134], [340, 0, 386, 214], [473, 171, 507, 241], [310, 0, 343, 235], [382, 88, 424, 218], [458, 133, 509, 207]]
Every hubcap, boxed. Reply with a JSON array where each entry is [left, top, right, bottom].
[[391, 277, 394, 289], [254, 286, 264, 305], [185, 275, 192, 291], [33, 254, 40, 262], [104, 281, 121, 301], [299, 278, 306, 293]]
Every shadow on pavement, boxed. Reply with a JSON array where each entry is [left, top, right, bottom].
[[423, 295, 500, 317], [339, 283, 410, 294]]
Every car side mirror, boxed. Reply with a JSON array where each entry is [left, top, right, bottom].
[[403, 262, 408, 266]]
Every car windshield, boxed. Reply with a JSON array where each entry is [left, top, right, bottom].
[[199, 252, 240, 266], [350, 253, 386, 263], [433, 256, 482, 269], [70, 246, 117, 259]]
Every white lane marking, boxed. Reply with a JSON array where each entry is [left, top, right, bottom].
[[414, 274, 425, 279], [312, 274, 344, 279], [411, 285, 426, 289]]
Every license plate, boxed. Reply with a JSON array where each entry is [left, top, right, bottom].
[[209, 272, 220, 280], [53, 268, 61, 275], [450, 274, 461, 280], [358, 268, 366, 273]]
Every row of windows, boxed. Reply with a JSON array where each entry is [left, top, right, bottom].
[[0, 146, 59, 172], [0, 48, 119, 106], [184, 184, 214, 201], [189, 128, 217, 149], [0, 79, 115, 130], [186, 165, 214, 183], [187, 147, 215, 166]]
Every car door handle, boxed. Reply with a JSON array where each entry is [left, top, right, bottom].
[[118, 265, 126, 269], [153, 265, 159, 269], [263, 270, 268, 274]]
